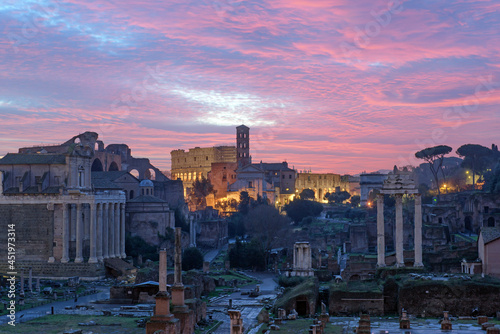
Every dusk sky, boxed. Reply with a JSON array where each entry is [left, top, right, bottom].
[[1, 0, 499, 174]]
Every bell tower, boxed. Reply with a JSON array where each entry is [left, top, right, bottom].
[[236, 125, 250, 167]]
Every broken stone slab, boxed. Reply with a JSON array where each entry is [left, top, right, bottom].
[[63, 330, 82, 334]]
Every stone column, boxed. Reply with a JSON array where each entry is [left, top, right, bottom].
[[414, 194, 423, 267], [189, 216, 196, 247], [61, 204, 70, 263], [28, 268, 33, 292], [114, 203, 120, 259], [75, 203, 84, 263], [159, 249, 167, 292], [70, 204, 76, 241], [121, 203, 126, 258], [103, 203, 109, 259], [97, 203, 103, 261], [395, 194, 404, 267], [109, 203, 115, 258], [88, 203, 98, 263], [172, 227, 185, 307], [377, 193, 385, 267]]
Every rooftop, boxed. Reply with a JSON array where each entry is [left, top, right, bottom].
[[0, 153, 66, 165]]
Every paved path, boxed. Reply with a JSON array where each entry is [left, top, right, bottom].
[[207, 272, 278, 334], [0, 287, 110, 326]]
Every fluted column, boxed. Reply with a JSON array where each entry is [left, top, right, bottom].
[[377, 193, 385, 267], [97, 203, 103, 262], [88, 203, 98, 263], [103, 203, 109, 259], [114, 202, 120, 258], [395, 194, 404, 267], [414, 194, 423, 267], [75, 203, 84, 263], [61, 204, 70, 263], [120, 203, 126, 258], [70, 204, 76, 241], [109, 203, 115, 258]]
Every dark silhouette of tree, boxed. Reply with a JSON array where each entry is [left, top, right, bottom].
[[187, 177, 214, 210], [415, 145, 452, 197], [182, 247, 204, 270], [238, 191, 252, 214], [299, 188, 315, 200], [324, 190, 351, 204], [484, 162, 500, 193], [228, 238, 266, 271], [456, 144, 492, 189], [244, 204, 289, 251], [350, 195, 360, 207], [284, 199, 323, 223]]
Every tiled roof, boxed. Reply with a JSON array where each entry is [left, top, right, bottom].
[[91, 177, 122, 189], [252, 162, 294, 172], [91, 171, 132, 181], [0, 153, 66, 165], [128, 195, 166, 203], [481, 227, 500, 244]]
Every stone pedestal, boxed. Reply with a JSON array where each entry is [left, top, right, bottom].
[[228, 309, 244, 334], [172, 305, 194, 334], [400, 309, 410, 329], [146, 293, 180, 334], [487, 326, 500, 334], [441, 311, 452, 330], [357, 314, 370, 334], [478, 316, 489, 325]]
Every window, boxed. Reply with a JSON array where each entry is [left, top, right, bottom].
[[194, 157, 196, 161], [78, 166, 85, 187], [206, 156, 208, 160], [484, 206, 490, 214], [248, 181, 253, 188], [289, 175, 292, 179], [282, 175, 285, 179]]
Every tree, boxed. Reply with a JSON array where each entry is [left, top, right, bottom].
[[483, 162, 500, 193], [182, 247, 204, 270], [456, 144, 492, 189], [284, 199, 323, 223], [415, 145, 452, 197], [238, 191, 252, 214], [299, 189, 315, 200], [244, 204, 289, 250], [187, 177, 214, 210], [324, 190, 351, 204], [350, 195, 360, 207]]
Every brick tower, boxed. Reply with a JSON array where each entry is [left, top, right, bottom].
[[236, 125, 250, 167]]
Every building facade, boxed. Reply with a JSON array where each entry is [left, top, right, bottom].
[[0, 132, 126, 278], [295, 172, 350, 202]]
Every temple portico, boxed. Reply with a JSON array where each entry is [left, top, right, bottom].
[[377, 169, 422, 268], [0, 190, 126, 264]]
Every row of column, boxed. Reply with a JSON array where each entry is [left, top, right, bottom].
[[377, 193, 422, 268], [61, 202, 126, 263], [293, 243, 312, 270]]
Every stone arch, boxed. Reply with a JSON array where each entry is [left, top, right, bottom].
[[145, 168, 156, 180], [109, 161, 119, 171], [464, 216, 473, 232], [91, 158, 104, 172], [129, 169, 139, 179], [488, 216, 495, 227]]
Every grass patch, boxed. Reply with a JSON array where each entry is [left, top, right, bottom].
[[0, 314, 144, 334]]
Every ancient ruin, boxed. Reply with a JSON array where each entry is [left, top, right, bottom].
[[377, 168, 422, 267]]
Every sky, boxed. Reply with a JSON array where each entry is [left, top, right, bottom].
[[0, 0, 499, 174]]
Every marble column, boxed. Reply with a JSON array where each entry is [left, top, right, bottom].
[[75, 203, 84, 263], [61, 204, 70, 263], [114, 203, 120, 259], [120, 203, 126, 258], [377, 193, 385, 267], [414, 194, 423, 267], [88, 203, 98, 263], [109, 203, 115, 258], [189, 216, 196, 247], [70, 204, 76, 241], [159, 249, 167, 292], [97, 203, 103, 262], [103, 203, 109, 259], [395, 194, 404, 267]]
